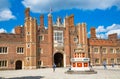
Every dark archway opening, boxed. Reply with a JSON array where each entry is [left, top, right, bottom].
[[15, 60, 22, 70], [54, 53, 63, 67]]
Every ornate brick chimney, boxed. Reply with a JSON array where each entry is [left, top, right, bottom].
[[90, 27, 96, 38], [40, 14, 44, 28], [25, 8, 30, 17], [68, 14, 74, 27]]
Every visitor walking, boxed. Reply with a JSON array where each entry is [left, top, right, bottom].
[[53, 63, 56, 72], [103, 61, 107, 69], [112, 63, 114, 68]]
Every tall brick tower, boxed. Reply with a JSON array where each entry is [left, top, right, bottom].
[[48, 13, 53, 66], [24, 8, 37, 69], [68, 23, 94, 73], [64, 16, 71, 66], [77, 23, 88, 57]]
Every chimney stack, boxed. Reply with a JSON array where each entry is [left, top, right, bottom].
[[40, 15, 44, 28], [68, 14, 74, 27], [90, 27, 96, 38], [48, 14, 52, 27], [25, 8, 30, 17]]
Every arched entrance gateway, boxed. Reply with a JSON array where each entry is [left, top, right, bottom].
[[15, 60, 22, 70], [54, 53, 64, 67]]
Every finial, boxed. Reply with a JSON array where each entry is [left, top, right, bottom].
[[49, 8, 52, 14], [48, 8, 52, 16]]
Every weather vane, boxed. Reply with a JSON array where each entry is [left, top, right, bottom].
[[49, 8, 52, 14]]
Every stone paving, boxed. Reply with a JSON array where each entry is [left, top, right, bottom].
[[0, 66, 120, 79]]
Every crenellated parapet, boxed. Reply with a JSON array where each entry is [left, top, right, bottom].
[[88, 38, 117, 46]]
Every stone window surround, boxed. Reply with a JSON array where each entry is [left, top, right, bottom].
[[39, 48, 43, 54], [94, 48, 99, 53], [0, 47, 8, 54], [16, 47, 24, 54], [117, 58, 120, 64], [53, 30, 63, 43], [0, 60, 7, 68], [109, 48, 114, 53], [102, 48, 107, 54], [95, 58, 100, 64], [39, 35, 44, 41]]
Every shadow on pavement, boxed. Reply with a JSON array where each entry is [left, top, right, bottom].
[[0, 76, 44, 79]]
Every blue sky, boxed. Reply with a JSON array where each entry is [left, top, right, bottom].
[[0, 0, 120, 38]]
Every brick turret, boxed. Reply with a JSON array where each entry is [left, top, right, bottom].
[[24, 8, 37, 69], [48, 13, 53, 66], [64, 16, 71, 66], [77, 23, 88, 57]]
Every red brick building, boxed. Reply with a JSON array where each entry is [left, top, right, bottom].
[[88, 28, 120, 66], [0, 8, 120, 70]]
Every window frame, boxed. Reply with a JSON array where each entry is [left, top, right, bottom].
[[39, 35, 44, 41], [117, 58, 120, 64], [38, 48, 43, 54], [94, 48, 99, 54], [54, 30, 63, 43], [102, 48, 107, 54], [17, 47, 24, 54], [116, 48, 120, 53], [0, 60, 7, 68], [95, 58, 100, 64], [0, 47, 8, 54], [111, 58, 114, 64], [110, 48, 114, 54]]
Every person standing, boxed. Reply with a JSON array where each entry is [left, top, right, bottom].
[[103, 61, 107, 69], [53, 63, 56, 72], [112, 63, 114, 68]]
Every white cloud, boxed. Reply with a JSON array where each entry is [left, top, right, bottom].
[[0, 28, 7, 33], [96, 33, 106, 39], [106, 29, 120, 36], [96, 26, 106, 33], [22, 0, 120, 13], [88, 24, 120, 38], [0, 9, 16, 21], [0, 0, 16, 21], [106, 24, 120, 31], [95, 24, 120, 39]]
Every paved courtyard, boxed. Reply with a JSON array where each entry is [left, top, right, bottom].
[[0, 66, 120, 79]]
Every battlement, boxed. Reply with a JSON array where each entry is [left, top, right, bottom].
[[88, 38, 116, 46], [0, 33, 24, 42], [108, 33, 117, 40]]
